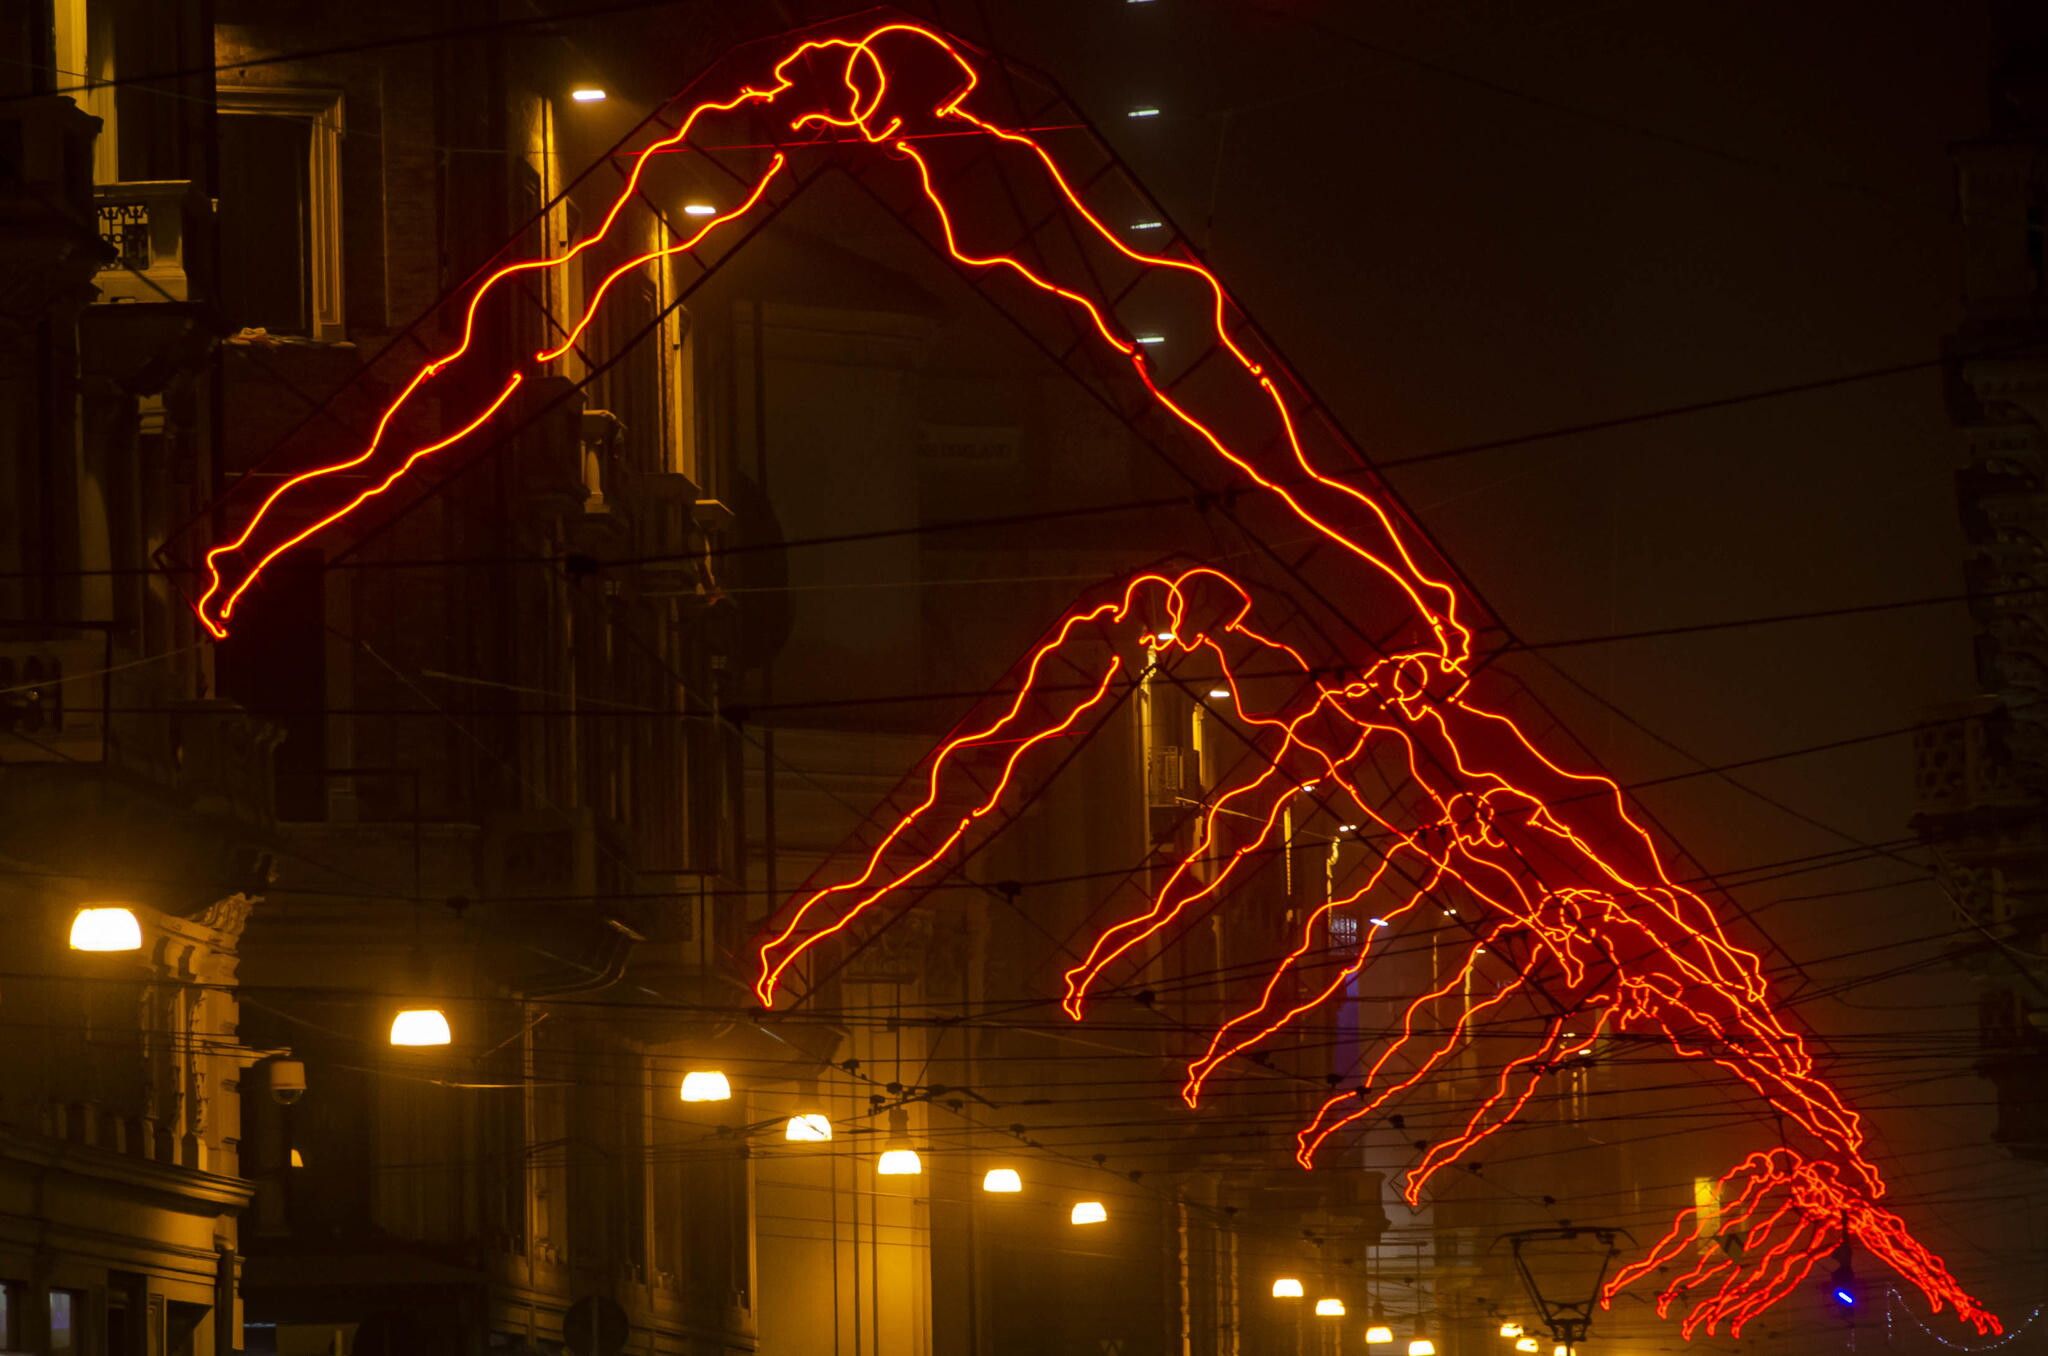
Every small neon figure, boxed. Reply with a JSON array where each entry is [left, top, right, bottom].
[[191, 19, 1997, 1341]]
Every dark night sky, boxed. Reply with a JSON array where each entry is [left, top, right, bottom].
[[972, 0, 2039, 1325]]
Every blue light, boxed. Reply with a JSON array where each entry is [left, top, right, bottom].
[[1834, 1289, 1855, 1307]]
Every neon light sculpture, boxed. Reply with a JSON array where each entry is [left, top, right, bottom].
[[189, 20, 1997, 1341]]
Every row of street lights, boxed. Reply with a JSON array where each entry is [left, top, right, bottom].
[[1272, 1277, 1419, 1352], [1270, 1283, 1575, 1355], [382, 1001, 1115, 1220], [76, 913, 1582, 1343], [70, 907, 1107, 1228]]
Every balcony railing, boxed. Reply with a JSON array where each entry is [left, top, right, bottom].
[[0, 626, 113, 763], [1914, 698, 2032, 819], [92, 180, 212, 305]]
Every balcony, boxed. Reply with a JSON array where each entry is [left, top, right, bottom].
[[1914, 698, 2034, 821], [92, 180, 213, 305], [82, 180, 217, 391], [0, 96, 105, 322], [0, 627, 113, 764]]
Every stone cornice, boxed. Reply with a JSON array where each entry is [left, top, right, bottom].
[[0, 1124, 256, 1211]]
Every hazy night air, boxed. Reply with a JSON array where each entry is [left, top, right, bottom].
[[190, 17, 2003, 1342]]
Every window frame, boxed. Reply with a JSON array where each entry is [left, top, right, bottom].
[[216, 84, 346, 342]]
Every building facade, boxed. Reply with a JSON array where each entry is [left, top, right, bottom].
[[1917, 1, 2048, 1162]]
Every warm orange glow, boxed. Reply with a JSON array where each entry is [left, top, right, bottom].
[[981, 1167, 1022, 1193], [1367, 1328, 1395, 1345], [389, 1009, 451, 1047], [877, 1148, 923, 1177], [1408, 1342, 1436, 1356], [1513, 1340, 1539, 1354], [785, 1113, 832, 1142], [1272, 1278, 1304, 1299], [289, 1148, 305, 1168], [196, 17, 1996, 1342], [1499, 1324, 1523, 1339], [1070, 1201, 1107, 1225], [680, 1071, 731, 1102], [68, 906, 141, 952], [1315, 1299, 1345, 1318]]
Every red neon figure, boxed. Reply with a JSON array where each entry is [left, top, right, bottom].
[[190, 20, 1997, 1341]]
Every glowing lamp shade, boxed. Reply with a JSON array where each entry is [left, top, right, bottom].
[[69, 906, 141, 952], [679, 1071, 732, 1102], [570, 86, 606, 102], [1553, 1347, 1568, 1356], [682, 202, 717, 217], [1271, 1278, 1304, 1299], [784, 1113, 832, 1142], [1408, 1342, 1436, 1356], [1070, 1200, 1108, 1225], [1366, 1328, 1395, 1345], [877, 1148, 923, 1176], [1314, 1299, 1345, 1318], [981, 1167, 1022, 1193], [1514, 1340, 1539, 1354], [1499, 1324, 1523, 1339], [289, 1148, 305, 1168], [389, 1008, 451, 1047]]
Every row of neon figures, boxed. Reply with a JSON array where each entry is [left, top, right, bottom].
[[1270, 1294, 1557, 1356]]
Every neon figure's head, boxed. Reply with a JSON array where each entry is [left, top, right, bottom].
[[775, 23, 981, 145]]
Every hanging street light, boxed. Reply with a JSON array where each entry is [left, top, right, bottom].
[[1070, 1200, 1108, 1225], [1271, 1278, 1304, 1299], [679, 1070, 731, 1102], [877, 1147, 923, 1176], [1314, 1299, 1345, 1318], [69, 905, 141, 952], [981, 1167, 1022, 1193], [388, 1008, 451, 1047], [1365, 1326, 1395, 1345], [1407, 1341, 1436, 1356], [876, 1106, 920, 1176], [784, 1113, 831, 1142]]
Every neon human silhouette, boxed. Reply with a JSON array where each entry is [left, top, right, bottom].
[[190, 19, 1998, 1341]]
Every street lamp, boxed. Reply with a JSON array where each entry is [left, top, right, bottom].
[[784, 1113, 831, 1142], [1314, 1299, 1345, 1318], [1407, 1342, 1435, 1356], [1514, 1340, 1539, 1353], [69, 905, 141, 952], [1272, 1278, 1305, 1299], [1365, 1326, 1394, 1345], [680, 1070, 732, 1102], [877, 1147, 923, 1176], [388, 1008, 451, 1046], [1499, 1324, 1523, 1339], [1070, 1200, 1108, 1225], [981, 1167, 1022, 1193], [570, 86, 606, 102]]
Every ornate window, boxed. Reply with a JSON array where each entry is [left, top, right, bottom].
[[216, 85, 344, 340]]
